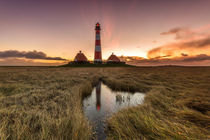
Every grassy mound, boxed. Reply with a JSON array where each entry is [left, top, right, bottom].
[[61, 63, 133, 67]]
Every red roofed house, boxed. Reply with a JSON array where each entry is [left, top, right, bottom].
[[107, 53, 121, 63], [74, 51, 89, 63]]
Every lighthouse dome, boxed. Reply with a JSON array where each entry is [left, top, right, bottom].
[[74, 51, 88, 62]]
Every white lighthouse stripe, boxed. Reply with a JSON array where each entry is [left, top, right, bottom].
[[96, 34, 100, 40], [94, 59, 102, 62], [95, 45, 101, 51]]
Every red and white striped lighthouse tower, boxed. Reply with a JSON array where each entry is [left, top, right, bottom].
[[94, 22, 102, 63]]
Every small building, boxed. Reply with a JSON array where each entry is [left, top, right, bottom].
[[107, 53, 122, 64], [73, 51, 89, 63]]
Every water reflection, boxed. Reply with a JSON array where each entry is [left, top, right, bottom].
[[83, 82, 145, 140]]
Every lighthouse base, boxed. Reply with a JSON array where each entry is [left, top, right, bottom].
[[61, 62, 130, 67], [94, 60, 103, 64]]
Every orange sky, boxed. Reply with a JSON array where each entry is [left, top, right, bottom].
[[0, 0, 210, 66]]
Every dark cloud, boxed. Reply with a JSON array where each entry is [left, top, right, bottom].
[[182, 54, 210, 62], [154, 55, 171, 59], [184, 37, 210, 48], [160, 27, 187, 35], [160, 27, 197, 40], [119, 54, 210, 66], [181, 53, 188, 57], [0, 50, 66, 61]]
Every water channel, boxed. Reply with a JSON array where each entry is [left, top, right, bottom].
[[83, 81, 145, 140]]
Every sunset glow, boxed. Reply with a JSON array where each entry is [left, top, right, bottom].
[[0, 0, 210, 65]]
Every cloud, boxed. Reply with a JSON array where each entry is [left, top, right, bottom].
[[184, 37, 210, 48], [0, 58, 67, 66], [182, 54, 210, 62], [160, 27, 187, 35], [131, 25, 210, 66], [160, 26, 210, 41], [147, 36, 210, 59], [160, 27, 195, 40], [0, 50, 66, 61], [181, 53, 188, 57], [119, 54, 210, 66]]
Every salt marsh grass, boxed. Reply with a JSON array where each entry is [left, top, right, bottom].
[[0, 66, 209, 140]]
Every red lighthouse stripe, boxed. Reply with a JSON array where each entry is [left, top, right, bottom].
[[95, 40, 101, 45], [95, 52, 102, 59]]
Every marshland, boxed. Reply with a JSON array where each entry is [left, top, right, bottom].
[[0, 66, 209, 140]]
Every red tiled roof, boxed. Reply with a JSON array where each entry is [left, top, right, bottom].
[[107, 53, 120, 62], [74, 51, 88, 62]]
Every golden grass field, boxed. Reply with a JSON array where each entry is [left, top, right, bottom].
[[0, 66, 209, 140]]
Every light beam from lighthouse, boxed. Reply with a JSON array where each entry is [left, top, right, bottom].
[[94, 22, 102, 63]]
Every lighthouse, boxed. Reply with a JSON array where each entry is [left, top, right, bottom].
[[94, 22, 102, 63]]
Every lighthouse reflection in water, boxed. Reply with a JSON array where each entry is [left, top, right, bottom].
[[83, 81, 145, 140], [96, 82, 101, 111]]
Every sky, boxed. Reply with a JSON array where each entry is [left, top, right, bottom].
[[0, 0, 210, 66]]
